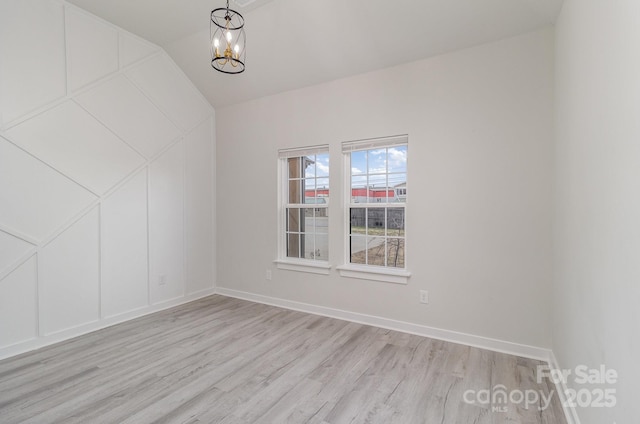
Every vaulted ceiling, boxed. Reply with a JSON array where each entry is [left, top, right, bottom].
[[66, 0, 564, 108]]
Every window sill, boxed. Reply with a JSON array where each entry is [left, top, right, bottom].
[[336, 265, 411, 284], [274, 259, 331, 275]]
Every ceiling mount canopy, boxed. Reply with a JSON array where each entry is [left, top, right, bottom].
[[210, 0, 246, 74]]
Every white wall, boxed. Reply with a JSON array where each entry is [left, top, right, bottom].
[[554, 1, 640, 422], [0, 0, 215, 358], [216, 28, 555, 350]]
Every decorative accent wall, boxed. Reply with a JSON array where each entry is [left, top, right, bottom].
[[0, 0, 215, 358]]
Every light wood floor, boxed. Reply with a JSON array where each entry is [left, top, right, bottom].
[[0, 295, 566, 423]]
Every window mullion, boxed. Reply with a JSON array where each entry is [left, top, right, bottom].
[[364, 206, 369, 265], [385, 147, 389, 204], [384, 208, 388, 267], [313, 207, 317, 260], [365, 150, 370, 203]]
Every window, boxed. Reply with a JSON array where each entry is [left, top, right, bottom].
[[339, 136, 410, 284], [276, 145, 330, 274]]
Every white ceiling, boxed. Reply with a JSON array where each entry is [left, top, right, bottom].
[[66, 0, 564, 108]]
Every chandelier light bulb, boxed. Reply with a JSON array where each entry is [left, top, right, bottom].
[[226, 31, 233, 43], [234, 44, 240, 53], [213, 38, 220, 48]]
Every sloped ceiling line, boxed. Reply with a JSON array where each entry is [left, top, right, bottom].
[[119, 32, 161, 69], [64, 5, 120, 93]]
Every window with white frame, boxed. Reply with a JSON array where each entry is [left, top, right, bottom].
[[277, 146, 330, 267], [343, 136, 407, 270]]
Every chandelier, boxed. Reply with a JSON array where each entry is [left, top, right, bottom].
[[210, 0, 246, 74]]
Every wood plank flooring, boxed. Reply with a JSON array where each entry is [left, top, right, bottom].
[[0, 295, 567, 423]]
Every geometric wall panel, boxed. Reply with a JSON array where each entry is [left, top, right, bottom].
[[77, 75, 181, 159], [185, 119, 214, 295], [66, 7, 119, 92], [40, 207, 100, 335], [0, 231, 35, 277], [127, 55, 212, 132], [101, 170, 149, 318], [5, 101, 145, 195], [120, 32, 158, 68], [0, 256, 38, 349], [0, 137, 96, 242], [0, 0, 66, 125], [0, 1, 215, 358], [149, 141, 185, 305]]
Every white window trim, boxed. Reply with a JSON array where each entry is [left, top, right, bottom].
[[336, 264, 411, 284], [275, 259, 331, 275], [277, 145, 331, 274], [341, 134, 408, 153], [341, 135, 410, 284]]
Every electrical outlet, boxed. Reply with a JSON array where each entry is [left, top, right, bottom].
[[159, 275, 167, 286], [266, 269, 272, 281], [419, 290, 428, 304]]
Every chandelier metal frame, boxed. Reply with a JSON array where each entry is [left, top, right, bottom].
[[210, 0, 246, 74]]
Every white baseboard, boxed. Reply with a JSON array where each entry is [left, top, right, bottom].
[[1, 284, 578, 424], [214, 287, 552, 362], [0, 288, 216, 361], [548, 351, 582, 424]]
